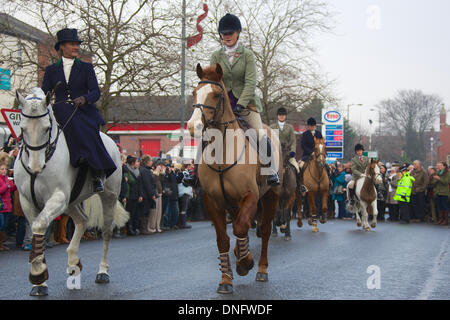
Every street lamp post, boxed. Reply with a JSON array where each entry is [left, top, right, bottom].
[[430, 137, 434, 167]]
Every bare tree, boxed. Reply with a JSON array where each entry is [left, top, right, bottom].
[[186, 0, 337, 123], [1, 0, 181, 127], [378, 89, 443, 161]]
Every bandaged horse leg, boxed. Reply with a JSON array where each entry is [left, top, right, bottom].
[[204, 193, 233, 294], [29, 191, 68, 295], [307, 191, 319, 232], [233, 192, 258, 276], [256, 188, 279, 282], [66, 204, 87, 279]]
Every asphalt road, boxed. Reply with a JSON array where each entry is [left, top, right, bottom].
[[0, 219, 449, 300]]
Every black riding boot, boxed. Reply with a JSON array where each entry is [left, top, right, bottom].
[[261, 135, 280, 186], [91, 168, 105, 193]]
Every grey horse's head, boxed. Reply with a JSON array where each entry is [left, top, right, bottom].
[[16, 88, 52, 173]]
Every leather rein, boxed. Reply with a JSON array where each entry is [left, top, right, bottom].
[[19, 97, 77, 211], [194, 80, 245, 212]]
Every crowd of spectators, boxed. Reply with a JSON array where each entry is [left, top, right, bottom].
[[325, 160, 449, 225]]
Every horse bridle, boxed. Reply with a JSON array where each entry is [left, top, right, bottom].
[[193, 80, 237, 129]]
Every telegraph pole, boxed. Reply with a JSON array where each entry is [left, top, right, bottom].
[[179, 0, 186, 158]]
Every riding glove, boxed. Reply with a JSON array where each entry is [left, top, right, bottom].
[[73, 96, 86, 108]]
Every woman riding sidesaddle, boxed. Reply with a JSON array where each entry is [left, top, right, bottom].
[[41, 28, 116, 192]]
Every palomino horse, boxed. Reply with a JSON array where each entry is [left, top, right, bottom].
[[187, 64, 281, 294], [272, 144, 297, 241], [346, 159, 382, 231], [14, 88, 123, 296], [299, 137, 329, 232]]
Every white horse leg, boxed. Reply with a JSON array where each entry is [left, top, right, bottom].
[[95, 192, 116, 283], [29, 191, 68, 295], [66, 204, 87, 272], [370, 200, 378, 228], [360, 202, 370, 231]]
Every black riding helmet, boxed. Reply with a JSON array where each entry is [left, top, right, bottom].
[[307, 117, 316, 126], [277, 107, 287, 115], [355, 143, 365, 152], [218, 13, 242, 34]]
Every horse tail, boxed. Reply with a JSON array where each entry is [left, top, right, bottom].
[[85, 194, 130, 229]]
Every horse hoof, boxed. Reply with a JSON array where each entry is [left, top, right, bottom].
[[364, 227, 370, 232], [284, 235, 291, 241], [312, 225, 319, 233], [280, 227, 286, 234], [236, 259, 254, 276], [297, 221, 303, 228], [256, 272, 268, 282], [357, 222, 362, 227], [30, 285, 48, 297], [308, 219, 313, 226], [95, 273, 110, 284], [320, 218, 327, 224], [371, 223, 377, 228], [70, 260, 83, 275], [29, 269, 49, 286], [217, 283, 233, 294]]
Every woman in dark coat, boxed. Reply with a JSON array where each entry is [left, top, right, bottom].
[[41, 28, 116, 192]]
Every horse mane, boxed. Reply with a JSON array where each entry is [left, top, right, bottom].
[[359, 161, 377, 212]]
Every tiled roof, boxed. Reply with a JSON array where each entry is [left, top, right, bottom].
[[0, 12, 51, 43]]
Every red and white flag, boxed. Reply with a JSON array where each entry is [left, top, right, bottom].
[[187, 3, 209, 48]]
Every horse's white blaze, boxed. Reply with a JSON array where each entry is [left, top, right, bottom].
[[187, 84, 212, 137]]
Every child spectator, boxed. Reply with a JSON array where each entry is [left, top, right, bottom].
[[0, 163, 17, 251]]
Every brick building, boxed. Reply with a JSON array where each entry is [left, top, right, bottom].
[[437, 105, 450, 164]]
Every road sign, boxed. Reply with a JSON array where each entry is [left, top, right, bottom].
[[1, 109, 21, 140], [363, 151, 378, 159], [322, 109, 344, 160], [327, 152, 343, 158]]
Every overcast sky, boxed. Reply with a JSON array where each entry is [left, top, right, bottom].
[[313, 0, 450, 130]]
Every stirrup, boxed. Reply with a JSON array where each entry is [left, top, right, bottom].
[[299, 185, 308, 196], [93, 179, 104, 193], [267, 173, 280, 186]]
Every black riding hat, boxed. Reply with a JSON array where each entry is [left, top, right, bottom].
[[399, 164, 409, 172], [355, 143, 365, 152], [54, 28, 83, 51], [307, 117, 316, 126], [218, 13, 242, 34], [277, 107, 287, 115]]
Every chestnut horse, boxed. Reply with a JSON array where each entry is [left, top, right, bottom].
[[298, 137, 329, 232], [187, 64, 281, 294], [272, 144, 297, 241], [346, 159, 382, 231]]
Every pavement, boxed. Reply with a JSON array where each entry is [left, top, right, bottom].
[[0, 218, 448, 300]]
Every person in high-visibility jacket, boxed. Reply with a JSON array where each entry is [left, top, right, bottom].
[[393, 164, 415, 224]]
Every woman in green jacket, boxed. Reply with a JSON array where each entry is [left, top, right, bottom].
[[184, 13, 280, 187], [431, 161, 449, 225], [210, 13, 279, 185]]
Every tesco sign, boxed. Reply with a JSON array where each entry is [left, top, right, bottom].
[[324, 110, 341, 123]]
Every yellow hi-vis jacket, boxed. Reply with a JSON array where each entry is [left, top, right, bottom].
[[393, 172, 415, 203]]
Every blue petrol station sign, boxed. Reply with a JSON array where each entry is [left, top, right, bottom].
[[322, 109, 344, 160]]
